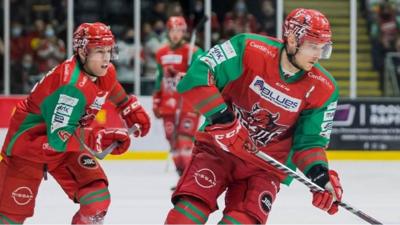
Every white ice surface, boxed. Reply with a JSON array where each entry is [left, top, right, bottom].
[[25, 160, 400, 224]]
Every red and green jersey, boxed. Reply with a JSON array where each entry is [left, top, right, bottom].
[[154, 43, 203, 115], [1, 56, 128, 163], [177, 34, 339, 179]]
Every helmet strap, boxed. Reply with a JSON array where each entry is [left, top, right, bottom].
[[77, 52, 99, 80], [284, 45, 302, 71], [169, 38, 185, 50]]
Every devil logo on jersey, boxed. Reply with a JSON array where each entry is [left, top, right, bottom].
[[234, 103, 287, 147]]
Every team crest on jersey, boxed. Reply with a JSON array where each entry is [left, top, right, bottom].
[[234, 103, 287, 147]]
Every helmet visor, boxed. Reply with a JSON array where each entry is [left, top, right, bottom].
[[299, 41, 332, 59]]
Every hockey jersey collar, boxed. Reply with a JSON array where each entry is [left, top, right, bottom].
[[278, 48, 306, 84]]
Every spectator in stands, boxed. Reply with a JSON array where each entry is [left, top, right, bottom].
[[167, 1, 184, 17], [115, 28, 140, 92], [392, 36, 400, 89], [370, 1, 399, 90], [10, 21, 33, 94], [223, 0, 259, 36], [10, 53, 37, 94], [10, 21, 31, 63], [26, 19, 46, 54], [190, 0, 206, 28], [257, 0, 276, 36], [36, 24, 66, 74], [146, 1, 167, 24], [143, 19, 167, 80], [377, 2, 399, 51], [189, 0, 221, 45]]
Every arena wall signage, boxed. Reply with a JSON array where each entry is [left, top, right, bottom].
[[330, 99, 400, 150]]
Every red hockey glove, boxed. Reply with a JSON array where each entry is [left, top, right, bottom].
[[90, 128, 131, 155], [152, 91, 162, 118], [118, 96, 151, 137], [201, 117, 257, 154], [309, 168, 343, 215]]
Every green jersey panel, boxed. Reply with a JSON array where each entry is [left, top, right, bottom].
[[40, 85, 87, 152]]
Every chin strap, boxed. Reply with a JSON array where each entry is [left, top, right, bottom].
[[77, 54, 99, 79], [284, 46, 302, 71], [169, 39, 185, 50]]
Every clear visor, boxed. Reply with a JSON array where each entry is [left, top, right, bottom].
[[86, 45, 119, 61], [298, 42, 332, 59]]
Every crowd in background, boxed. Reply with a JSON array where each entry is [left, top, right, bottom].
[[2, 0, 400, 95], [362, 0, 400, 89], [0, 0, 276, 95], [0, 0, 400, 94]]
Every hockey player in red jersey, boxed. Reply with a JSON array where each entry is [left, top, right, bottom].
[[152, 16, 203, 179], [0, 22, 151, 224], [165, 8, 343, 224]]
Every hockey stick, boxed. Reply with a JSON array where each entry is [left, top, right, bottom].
[[253, 150, 383, 225], [86, 125, 139, 160], [187, 15, 209, 65]]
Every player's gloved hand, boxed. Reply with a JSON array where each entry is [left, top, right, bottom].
[[90, 128, 131, 155], [152, 91, 162, 118], [201, 117, 257, 153], [118, 95, 151, 137], [307, 166, 343, 215]]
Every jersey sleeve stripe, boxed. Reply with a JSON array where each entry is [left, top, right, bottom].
[[195, 93, 221, 110], [202, 100, 227, 118], [292, 148, 328, 173], [182, 85, 227, 117], [5, 114, 44, 156]]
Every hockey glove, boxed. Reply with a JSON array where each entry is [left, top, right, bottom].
[[118, 95, 151, 137], [152, 91, 162, 118], [307, 165, 343, 215], [202, 117, 257, 154], [89, 128, 131, 155]]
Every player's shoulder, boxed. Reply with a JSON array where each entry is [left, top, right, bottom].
[[44, 57, 75, 86], [183, 42, 203, 52], [156, 43, 170, 55], [231, 33, 283, 49], [307, 63, 338, 93], [228, 34, 282, 72], [302, 64, 339, 109], [32, 57, 83, 99], [226, 34, 283, 63]]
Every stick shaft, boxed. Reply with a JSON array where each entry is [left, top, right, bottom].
[[188, 16, 208, 65], [254, 150, 383, 225]]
